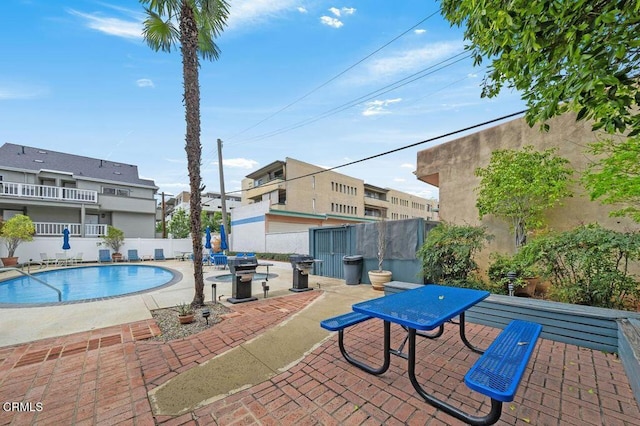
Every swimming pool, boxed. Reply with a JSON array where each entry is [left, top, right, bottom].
[[0, 265, 179, 306]]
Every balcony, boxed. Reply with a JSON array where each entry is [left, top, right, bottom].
[[0, 181, 98, 203], [34, 222, 107, 237], [245, 178, 285, 201]]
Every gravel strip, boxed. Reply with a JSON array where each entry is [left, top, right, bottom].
[[149, 302, 232, 342]]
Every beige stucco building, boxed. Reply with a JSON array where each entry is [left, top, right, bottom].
[[415, 112, 638, 272], [242, 157, 438, 221], [232, 157, 438, 253]]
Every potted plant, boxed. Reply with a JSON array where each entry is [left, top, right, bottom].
[[176, 302, 195, 324], [368, 219, 392, 291], [102, 226, 125, 261], [0, 214, 35, 267], [487, 253, 538, 297]]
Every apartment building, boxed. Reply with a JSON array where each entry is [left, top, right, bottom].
[[0, 143, 158, 238], [241, 157, 438, 221], [233, 157, 438, 252], [164, 191, 241, 219]]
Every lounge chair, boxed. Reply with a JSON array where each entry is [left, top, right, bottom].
[[211, 253, 228, 270], [56, 252, 71, 266], [70, 252, 83, 265], [98, 249, 112, 263], [127, 249, 140, 262], [154, 248, 166, 261], [40, 253, 57, 267]]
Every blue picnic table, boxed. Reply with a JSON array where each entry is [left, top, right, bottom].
[[322, 284, 541, 426]]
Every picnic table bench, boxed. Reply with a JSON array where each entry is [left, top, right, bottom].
[[321, 285, 542, 425]]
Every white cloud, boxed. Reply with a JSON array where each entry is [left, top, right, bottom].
[[0, 83, 48, 100], [393, 177, 406, 182], [414, 29, 426, 34], [224, 158, 259, 169], [136, 79, 154, 88], [320, 16, 343, 28], [360, 41, 463, 83], [322, 7, 355, 27], [362, 98, 402, 116], [67, 9, 142, 39], [227, 0, 302, 30], [468, 73, 478, 78], [400, 163, 414, 169]]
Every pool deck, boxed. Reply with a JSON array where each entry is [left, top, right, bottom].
[[1, 260, 639, 425]]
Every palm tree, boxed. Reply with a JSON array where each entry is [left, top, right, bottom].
[[141, 0, 229, 306]]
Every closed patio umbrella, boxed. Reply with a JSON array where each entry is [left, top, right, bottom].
[[220, 224, 228, 251], [62, 228, 71, 250], [205, 226, 212, 249]]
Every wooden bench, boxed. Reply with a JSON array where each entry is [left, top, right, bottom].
[[465, 320, 542, 402]]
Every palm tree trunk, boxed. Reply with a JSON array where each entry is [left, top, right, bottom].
[[180, 2, 205, 306]]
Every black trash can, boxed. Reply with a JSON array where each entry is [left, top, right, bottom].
[[343, 255, 363, 285]]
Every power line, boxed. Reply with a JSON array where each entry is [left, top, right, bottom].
[[225, 11, 442, 141], [235, 52, 472, 143], [224, 109, 528, 196]]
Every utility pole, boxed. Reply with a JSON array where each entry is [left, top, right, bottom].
[[217, 138, 229, 252], [161, 191, 167, 239]]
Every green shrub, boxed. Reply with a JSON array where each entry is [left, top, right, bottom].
[[488, 252, 540, 295], [519, 224, 640, 309], [417, 222, 493, 288], [230, 252, 295, 262]]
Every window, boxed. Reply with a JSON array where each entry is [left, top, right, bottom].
[[103, 187, 130, 197]]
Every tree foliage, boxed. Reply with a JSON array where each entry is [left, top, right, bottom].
[[583, 136, 640, 222], [441, 0, 640, 135], [441, 0, 640, 221], [168, 208, 191, 238], [201, 210, 224, 233], [0, 214, 35, 257], [475, 146, 573, 249], [141, 0, 229, 306]]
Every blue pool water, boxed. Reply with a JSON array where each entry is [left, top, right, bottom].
[[0, 265, 177, 305]]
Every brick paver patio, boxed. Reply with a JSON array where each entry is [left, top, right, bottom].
[[1, 290, 639, 425]]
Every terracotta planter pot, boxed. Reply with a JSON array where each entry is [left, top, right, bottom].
[[535, 279, 551, 297], [515, 277, 538, 297], [368, 270, 392, 291], [178, 314, 194, 324], [112, 253, 123, 262], [0, 257, 19, 267]]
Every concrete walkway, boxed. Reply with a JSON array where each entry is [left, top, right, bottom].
[[149, 283, 373, 415]]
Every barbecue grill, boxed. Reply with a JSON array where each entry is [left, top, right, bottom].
[[227, 255, 258, 303], [289, 254, 315, 292]]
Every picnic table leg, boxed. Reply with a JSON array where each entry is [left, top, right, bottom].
[[407, 328, 503, 426], [391, 324, 445, 359], [458, 312, 485, 354], [338, 320, 391, 375]]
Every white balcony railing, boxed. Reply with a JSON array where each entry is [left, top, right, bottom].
[[0, 182, 98, 203], [34, 222, 108, 237]]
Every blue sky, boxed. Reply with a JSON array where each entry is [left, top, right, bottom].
[[2, 0, 526, 201]]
